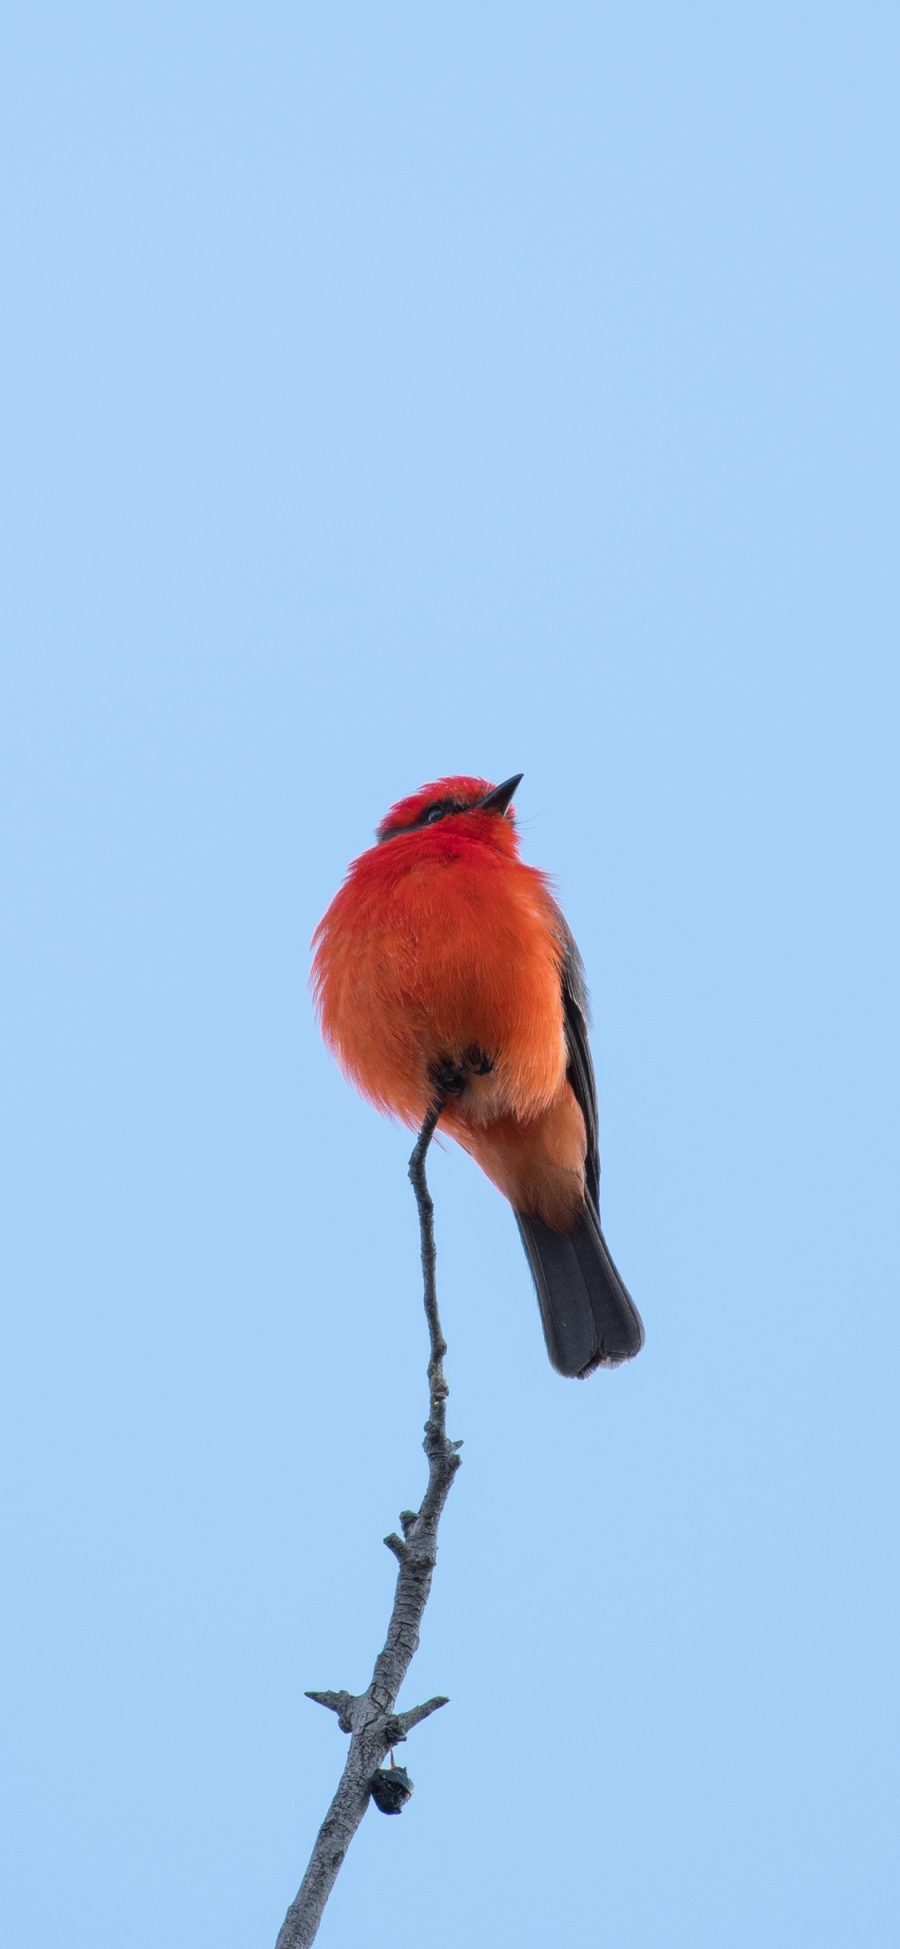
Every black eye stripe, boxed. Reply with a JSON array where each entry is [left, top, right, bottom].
[[377, 797, 470, 843], [421, 797, 465, 826]]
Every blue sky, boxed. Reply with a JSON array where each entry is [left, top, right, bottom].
[[2, 7, 898, 1945]]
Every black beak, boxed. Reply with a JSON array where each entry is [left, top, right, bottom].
[[476, 773, 523, 817]]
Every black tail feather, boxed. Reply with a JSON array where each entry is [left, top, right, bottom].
[[516, 1200, 644, 1377]]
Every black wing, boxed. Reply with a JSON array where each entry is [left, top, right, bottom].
[[552, 906, 601, 1211], [513, 900, 644, 1373]]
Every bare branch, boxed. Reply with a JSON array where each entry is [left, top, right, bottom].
[[275, 1099, 460, 1949], [395, 1696, 450, 1736], [304, 1692, 355, 1734]]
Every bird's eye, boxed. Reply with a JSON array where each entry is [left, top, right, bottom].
[[425, 805, 445, 824]]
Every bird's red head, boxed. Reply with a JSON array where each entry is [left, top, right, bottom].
[[375, 773, 524, 849]]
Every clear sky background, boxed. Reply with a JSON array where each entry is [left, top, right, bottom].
[[3, 7, 898, 1946]]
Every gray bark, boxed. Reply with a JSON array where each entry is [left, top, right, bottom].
[[274, 1102, 461, 1949]]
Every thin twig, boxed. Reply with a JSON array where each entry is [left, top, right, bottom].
[[274, 1099, 461, 1949]]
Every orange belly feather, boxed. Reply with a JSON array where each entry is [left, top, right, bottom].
[[312, 836, 587, 1230]]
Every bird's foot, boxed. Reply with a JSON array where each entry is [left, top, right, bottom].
[[427, 1047, 494, 1098], [464, 1046, 493, 1075], [428, 1056, 468, 1097]]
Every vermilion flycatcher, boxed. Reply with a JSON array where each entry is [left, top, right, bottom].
[[312, 774, 643, 1377]]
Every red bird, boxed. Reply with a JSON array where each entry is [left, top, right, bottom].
[[312, 774, 643, 1376]]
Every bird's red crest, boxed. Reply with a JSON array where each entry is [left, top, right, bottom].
[[377, 776, 512, 843]]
